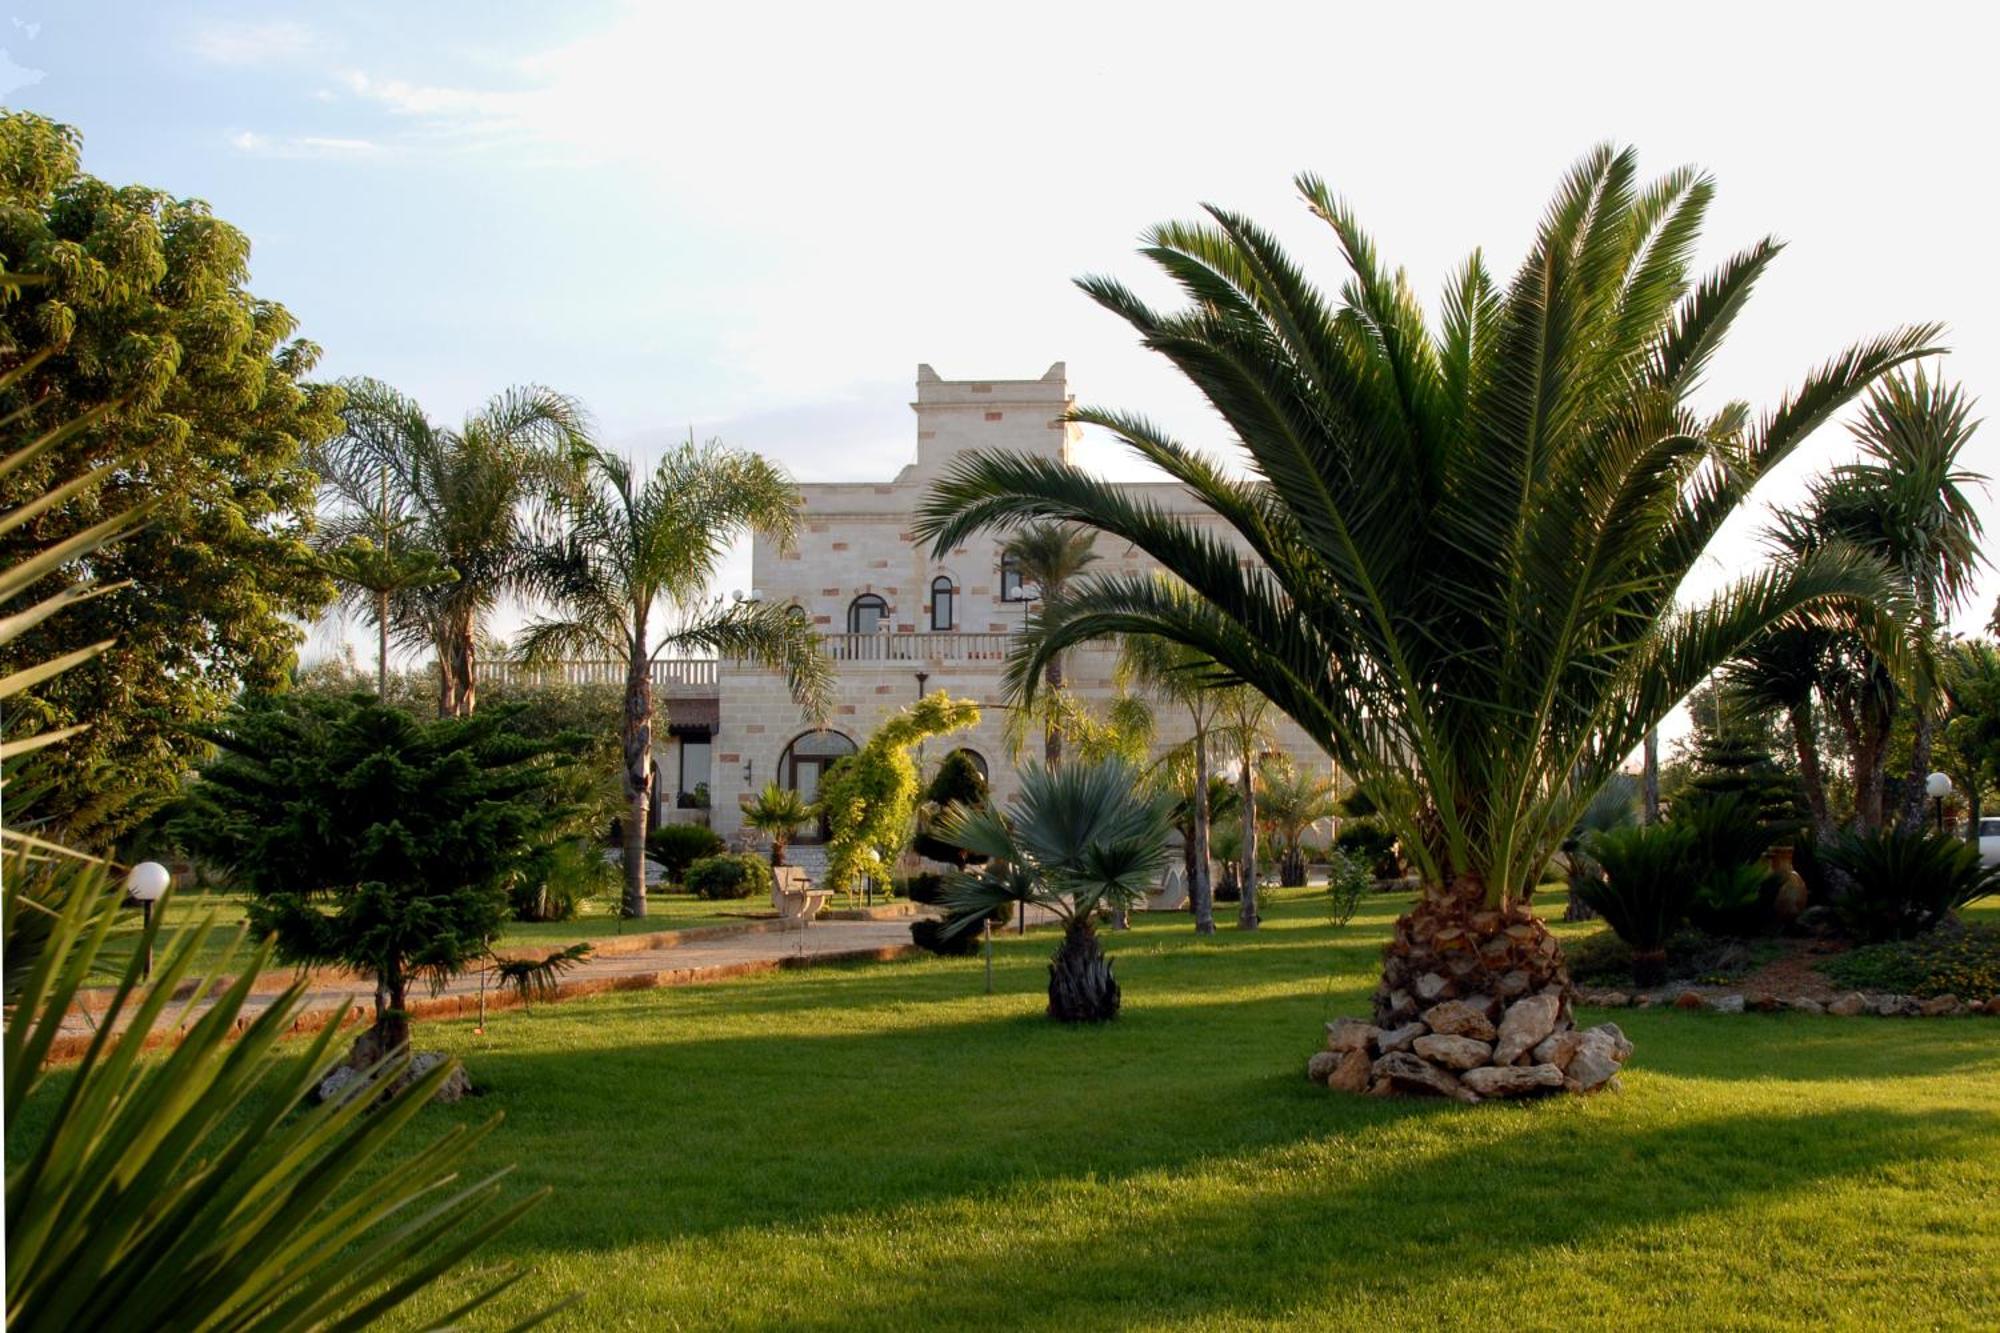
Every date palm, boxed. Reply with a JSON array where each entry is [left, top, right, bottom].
[[1258, 757, 1338, 887], [918, 144, 1933, 1030], [937, 758, 1173, 1022], [322, 377, 592, 718], [1002, 522, 1098, 766], [744, 781, 813, 866], [521, 439, 831, 916]]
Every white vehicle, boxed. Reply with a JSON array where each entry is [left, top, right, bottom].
[[1982, 818, 2000, 871]]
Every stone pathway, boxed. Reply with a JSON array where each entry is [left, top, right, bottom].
[[54, 909, 936, 1060]]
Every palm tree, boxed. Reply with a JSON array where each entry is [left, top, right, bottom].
[[936, 759, 1173, 1022], [1835, 368, 1986, 830], [1217, 685, 1276, 928], [1117, 634, 1228, 933], [520, 439, 832, 917], [1258, 757, 1338, 887], [917, 144, 1932, 1031], [744, 782, 813, 867], [1726, 612, 1838, 838], [322, 378, 593, 718], [1002, 522, 1099, 766]]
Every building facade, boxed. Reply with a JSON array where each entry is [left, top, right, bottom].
[[649, 361, 1334, 851]]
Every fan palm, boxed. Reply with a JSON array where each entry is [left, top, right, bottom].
[[520, 439, 831, 916], [1001, 522, 1099, 765], [744, 781, 813, 867], [917, 144, 1933, 1028], [936, 758, 1173, 1021], [321, 377, 593, 718]]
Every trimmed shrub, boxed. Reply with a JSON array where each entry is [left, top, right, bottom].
[[648, 823, 724, 882], [1819, 828, 2000, 942], [910, 914, 988, 956], [1334, 820, 1400, 881], [902, 871, 947, 904], [685, 853, 774, 901]]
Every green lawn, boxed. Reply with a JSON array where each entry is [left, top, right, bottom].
[[31, 887, 2000, 1329]]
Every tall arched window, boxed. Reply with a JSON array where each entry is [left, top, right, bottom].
[[847, 593, 888, 634], [777, 729, 857, 842], [929, 576, 956, 631]]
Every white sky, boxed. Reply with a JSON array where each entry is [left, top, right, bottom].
[[10, 0, 1998, 732]]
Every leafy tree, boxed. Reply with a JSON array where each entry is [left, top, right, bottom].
[[519, 440, 831, 914], [818, 694, 980, 897], [0, 111, 343, 843], [174, 694, 589, 1052], [918, 144, 1931, 1031], [743, 782, 813, 866], [1001, 522, 1098, 766], [937, 759, 1173, 1021], [321, 376, 592, 719]]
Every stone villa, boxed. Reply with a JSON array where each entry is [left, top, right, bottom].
[[489, 362, 1335, 857]]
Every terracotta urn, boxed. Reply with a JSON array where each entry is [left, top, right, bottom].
[[1767, 844, 1808, 921]]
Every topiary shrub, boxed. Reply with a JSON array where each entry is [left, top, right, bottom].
[[648, 823, 724, 883], [1819, 828, 2000, 942], [902, 871, 947, 904], [684, 853, 774, 901], [910, 913, 988, 956], [1334, 820, 1400, 881]]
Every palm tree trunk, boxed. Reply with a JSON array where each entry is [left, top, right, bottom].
[[1190, 731, 1215, 935], [1788, 699, 1831, 839], [1857, 699, 1891, 832], [622, 636, 654, 918], [372, 963, 411, 1054], [1898, 708, 1939, 834], [1641, 727, 1660, 824], [1044, 652, 1065, 769], [1047, 916, 1119, 1022], [1237, 750, 1259, 930]]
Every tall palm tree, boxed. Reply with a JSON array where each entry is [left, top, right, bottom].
[[917, 145, 1932, 1030], [1217, 685, 1276, 928], [1117, 633, 1228, 933], [322, 378, 593, 718], [520, 440, 832, 917], [1834, 368, 1986, 830], [1002, 522, 1098, 766], [937, 758, 1173, 1022]]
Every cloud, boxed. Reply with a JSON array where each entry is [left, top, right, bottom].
[[228, 130, 382, 160], [191, 20, 321, 67], [0, 46, 41, 97]]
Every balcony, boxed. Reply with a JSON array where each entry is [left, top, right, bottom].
[[818, 631, 1013, 663], [473, 658, 720, 694]]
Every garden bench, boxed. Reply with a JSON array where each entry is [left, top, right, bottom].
[[772, 865, 832, 922]]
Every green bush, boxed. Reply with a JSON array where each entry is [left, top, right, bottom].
[[1819, 828, 2000, 942], [1572, 824, 1697, 985], [902, 871, 947, 904], [1325, 850, 1369, 927], [1819, 924, 2000, 999], [513, 837, 614, 921], [1673, 791, 1777, 933], [910, 913, 989, 956], [1334, 820, 1400, 880], [685, 853, 774, 901], [648, 823, 725, 882]]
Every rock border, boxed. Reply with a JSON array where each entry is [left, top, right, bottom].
[[1310, 991, 1633, 1103], [1573, 986, 2000, 1017]]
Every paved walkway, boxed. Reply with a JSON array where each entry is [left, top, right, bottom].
[[54, 909, 944, 1060]]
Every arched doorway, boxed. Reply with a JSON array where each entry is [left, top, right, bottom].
[[778, 729, 857, 843]]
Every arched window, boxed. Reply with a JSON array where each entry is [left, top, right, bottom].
[[999, 553, 1027, 602], [777, 729, 858, 842], [929, 576, 956, 631], [948, 747, 988, 781], [847, 593, 888, 634]]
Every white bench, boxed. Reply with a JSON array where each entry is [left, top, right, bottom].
[[773, 865, 832, 922]]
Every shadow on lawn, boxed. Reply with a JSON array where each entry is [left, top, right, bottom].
[[761, 1105, 1992, 1330]]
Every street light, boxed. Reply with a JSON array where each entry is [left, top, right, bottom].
[[1925, 772, 1953, 834], [124, 861, 170, 981]]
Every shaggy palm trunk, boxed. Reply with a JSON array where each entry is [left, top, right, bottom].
[[371, 965, 411, 1055], [1788, 700, 1832, 839], [1372, 876, 1573, 1029], [1047, 916, 1119, 1022], [622, 633, 654, 918], [438, 610, 478, 718], [1044, 652, 1065, 768], [1189, 734, 1215, 934], [1641, 727, 1660, 824], [1237, 755, 1259, 930], [1897, 709, 1939, 834]]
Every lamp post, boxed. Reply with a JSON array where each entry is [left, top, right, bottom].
[[124, 861, 170, 981], [1925, 772, 1953, 835]]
